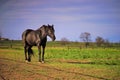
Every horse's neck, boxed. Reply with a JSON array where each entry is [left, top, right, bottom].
[[36, 29, 47, 39]]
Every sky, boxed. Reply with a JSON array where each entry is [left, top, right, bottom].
[[0, 0, 120, 42]]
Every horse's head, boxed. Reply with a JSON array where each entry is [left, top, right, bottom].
[[47, 24, 56, 41]]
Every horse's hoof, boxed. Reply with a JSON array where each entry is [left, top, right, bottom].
[[38, 62, 41, 64], [41, 61, 44, 64], [25, 60, 28, 62]]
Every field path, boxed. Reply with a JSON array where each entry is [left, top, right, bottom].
[[0, 58, 108, 80]]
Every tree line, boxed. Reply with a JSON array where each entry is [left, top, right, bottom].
[[61, 32, 120, 48]]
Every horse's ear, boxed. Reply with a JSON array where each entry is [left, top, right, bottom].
[[51, 24, 54, 28], [48, 24, 50, 26], [52, 24, 54, 27], [43, 25, 46, 27]]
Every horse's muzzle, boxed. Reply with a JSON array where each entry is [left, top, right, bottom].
[[52, 36, 56, 41]]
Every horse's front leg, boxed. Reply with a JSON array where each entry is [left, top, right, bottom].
[[28, 47, 32, 62], [42, 46, 45, 63], [38, 46, 41, 62]]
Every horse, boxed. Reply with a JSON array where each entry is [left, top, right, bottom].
[[22, 24, 56, 63]]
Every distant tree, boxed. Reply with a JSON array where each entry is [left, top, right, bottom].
[[95, 36, 104, 47], [61, 37, 69, 45], [80, 32, 91, 48]]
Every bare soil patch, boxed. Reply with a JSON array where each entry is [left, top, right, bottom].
[[0, 58, 109, 80]]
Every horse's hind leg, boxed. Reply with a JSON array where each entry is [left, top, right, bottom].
[[24, 45, 28, 62]]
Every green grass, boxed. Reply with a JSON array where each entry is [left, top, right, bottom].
[[0, 40, 120, 65], [0, 40, 120, 80], [44, 47, 120, 65]]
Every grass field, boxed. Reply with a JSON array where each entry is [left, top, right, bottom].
[[0, 40, 120, 80]]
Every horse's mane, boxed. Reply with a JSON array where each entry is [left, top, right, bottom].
[[36, 24, 54, 33], [36, 25, 47, 31]]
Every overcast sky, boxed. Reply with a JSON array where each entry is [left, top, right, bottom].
[[0, 0, 120, 42]]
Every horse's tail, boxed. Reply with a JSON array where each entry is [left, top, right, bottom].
[[28, 47, 34, 62], [28, 47, 34, 56]]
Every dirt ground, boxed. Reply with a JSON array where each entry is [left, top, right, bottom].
[[0, 58, 109, 80]]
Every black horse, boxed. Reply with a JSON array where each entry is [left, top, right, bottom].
[[22, 24, 56, 63]]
